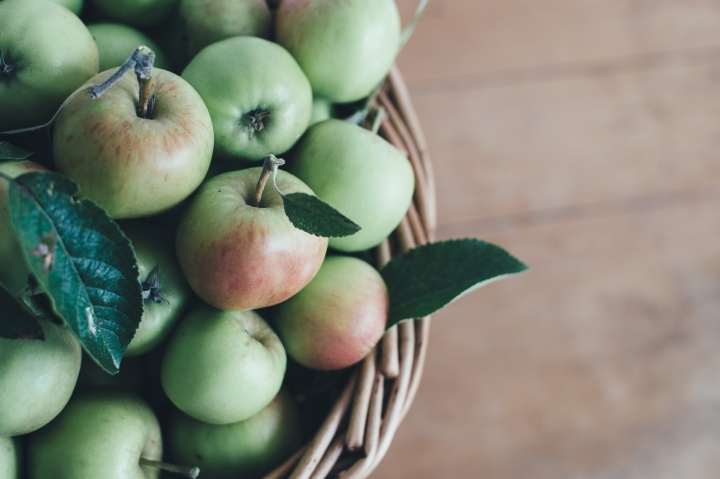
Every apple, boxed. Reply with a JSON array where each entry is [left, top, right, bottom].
[[0, 160, 47, 296], [0, 0, 99, 131], [87, 0, 179, 28], [0, 319, 82, 437], [120, 221, 191, 356], [87, 23, 170, 72], [161, 305, 287, 425], [166, 389, 302, 479], [52, 67, 214, 219], [26, 390, 164, 479], [275, 0, 401, 103], [178, 0, 272, 58], [181, 36, 312, 161], [175, 167, 327, 311], [271, 255, 388, 370], [0, 436, 21, 479], [309, 97, 333, 126], [288, 119, 415, 252]]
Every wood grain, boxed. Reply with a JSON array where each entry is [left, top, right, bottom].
[[375, 0, 720, 477]]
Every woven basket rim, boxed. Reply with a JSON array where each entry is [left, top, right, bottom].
[[264, 67, 436, 479]]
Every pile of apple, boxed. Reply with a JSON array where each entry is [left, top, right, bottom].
[[0, 0, 417, 478]]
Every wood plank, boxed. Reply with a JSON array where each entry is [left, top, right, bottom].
[[409, 62, 720, 226], [374, 197, 720, 479], [395, 0, 720, 87]]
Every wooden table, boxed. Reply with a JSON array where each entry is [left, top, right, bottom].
[[376, 1, 720, 477]]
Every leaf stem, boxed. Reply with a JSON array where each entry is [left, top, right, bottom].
[[254, 154, 285, 206], [139, 458, 200, 478]]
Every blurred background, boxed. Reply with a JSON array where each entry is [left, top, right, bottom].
[[376, 1, 720, 478]]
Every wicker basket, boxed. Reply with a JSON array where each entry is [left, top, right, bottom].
[[263, 66, 437, 479]]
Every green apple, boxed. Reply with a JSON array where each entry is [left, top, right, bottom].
[[181, 36, 312, 161], [288, 119, 415, 252], [87, 0, 179, 28], [121, 221, 191, 356], [0, 436, 21, 479], [0, 319, 82, 437], [0, 160, 47, 296], [309, 97, 333, 126], [175, 167, 327, 311], [167, 389, 302, 479], [87, 23, 169, 72], [271, 255, 388, 370], [48, 0, 83, 15], [161, 305, 287, 424], [275, 0, 401, 103], [179, 0, 272, 58], [27, 390, 163, 479], [53, 68, 214, 219], [0, 0, 99, 131]]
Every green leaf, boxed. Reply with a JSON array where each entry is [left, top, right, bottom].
[[0, 141, 32, 161], [282, 192, 361, 238], [8, 172, 143, 374], [381, 238, 528, 328], [0, 283, 44, 340]]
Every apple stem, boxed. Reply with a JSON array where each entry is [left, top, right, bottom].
[[87, 46, 155, 101], [139, 458, 200, 478], [243, 109, 271, 139], [254, 154, 285, 206]]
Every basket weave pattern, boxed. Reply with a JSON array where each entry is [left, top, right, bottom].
[[265, 67, 436, 479]]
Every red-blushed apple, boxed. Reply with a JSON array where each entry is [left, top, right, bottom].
[[270, 255, 388, 370], [160, 305, 287, 425], [175, 167, 328, 311], [52, 68, 214, 220], [166, 389, 302, 479], [0, 160, 47, 296]]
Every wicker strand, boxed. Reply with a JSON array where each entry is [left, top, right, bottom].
[[287, 372, 359, 479], [283, 67, 435, 478], [263, 446, 307, 479], [377, 240, 400, 378], [340, 373, 385, 479], [345, 349, 377, 451], [388, 66, 437, 235], [403, 317, 432, 420], [308, 436, 345, 479]]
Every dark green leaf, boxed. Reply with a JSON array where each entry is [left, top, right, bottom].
[[0, 142, 32, 161], [0, 283, 44, 340], [381, 238, 528, 328], [282, 192, 361, 238], [9, 172, 143, 374]]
